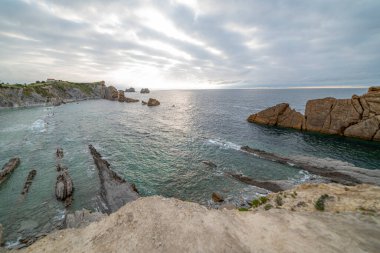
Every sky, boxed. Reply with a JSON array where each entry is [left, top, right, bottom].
[[0, 0, 379, 89]]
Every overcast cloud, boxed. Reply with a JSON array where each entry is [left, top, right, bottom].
[[0, 0, 379, 89]]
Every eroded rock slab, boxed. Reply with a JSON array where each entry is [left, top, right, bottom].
[[0, 157, 20, 184], [88, 145, 139, 214], [21, 169, 37, 195]]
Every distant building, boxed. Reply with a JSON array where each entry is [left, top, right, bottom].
[[46, 78, 55, 83]]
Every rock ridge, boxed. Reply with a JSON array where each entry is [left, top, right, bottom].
[[247, 86, 380, 141]]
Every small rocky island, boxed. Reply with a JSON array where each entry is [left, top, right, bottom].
[[247, 86, 380, 141]]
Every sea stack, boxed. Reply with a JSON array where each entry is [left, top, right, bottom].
[[247, 87, 380, 141]]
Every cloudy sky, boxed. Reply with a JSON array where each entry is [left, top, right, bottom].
[[0, 0, 379, 89]]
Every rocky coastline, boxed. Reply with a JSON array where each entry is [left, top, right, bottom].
[[247, 86, 380, 141]]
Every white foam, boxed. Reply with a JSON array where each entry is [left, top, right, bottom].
[[30, 119, 46, 133], [4, 237, 22, 249], [207, 139, 241, 151]]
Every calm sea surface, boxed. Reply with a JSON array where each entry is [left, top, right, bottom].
[[1, 88, 379, 244]]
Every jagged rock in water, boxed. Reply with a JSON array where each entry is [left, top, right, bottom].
[[104, 86, 119, 101], [202, 161, 217, 168], [0, 157, 20, 184], [141, 100, 147, 105], [227, 173, 287, 192], [247, 87, 380, 141], [56, 148, 64, 159], [118, 90, 125, 102], [125, 87, 135, 92], [147, 98, 160, 106], [88, 144, 139, 214], [125, 97, 139, 103], [140, 88, 150, 94], [21, 169, 37, 195], [212, 192, 224, 202], [55, 170, 73, 206], [65, 209, 106, 229]]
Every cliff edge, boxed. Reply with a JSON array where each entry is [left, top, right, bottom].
[[17, 183, 380, 253], [247, 86, 380, 141]]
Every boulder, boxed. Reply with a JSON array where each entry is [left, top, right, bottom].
[[344, 116, 380, 140], [147, 98, 160, 106], [0, 157, 20, 184], [142, 101, 147, 105], [105, 86, 118, 101], [277, 106, 304, 130], [212, 192, 224, 202], [125, 87, 135, 92], [140, 88, 150, 94], [247, 103, 288, 126], [118, 90, 125, 102]]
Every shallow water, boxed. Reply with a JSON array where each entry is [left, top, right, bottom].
[[0, 88, 379, 244]]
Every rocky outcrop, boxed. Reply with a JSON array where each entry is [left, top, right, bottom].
[[55, 149, 73, 207], [104, 86, 118, 101], [211, 192, 224, 202], [21, 169, 37, 195], [140, 88, 150, 94], [117, 90, 125, 102], [0, 157, 20, 184], [0, 81, 106, 108], [227, 173, 290, 192], [142, 100, 147, 105], [125, 87, 135, 92], [247, 87, 380, 141], [147, 98, 160, 106], [88, 145, 139, 214]]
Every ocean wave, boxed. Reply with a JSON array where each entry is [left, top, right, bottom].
[[30, 119, 46, 133], [207, 139, 241, 150]]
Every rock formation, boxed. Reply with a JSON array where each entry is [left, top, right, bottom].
[[104, 86, 119, 101], [21, 169, 37, 195], [211, 192, 224, 202], [140, 88, 150, 94], [117, 90, 125, 102], [0, 157, 20, 184], [141, 100, 147, 105], [147, 98, 160, 106], [64, 209, 105, 229], [202, 161, 217, 168], [88, 145, 139, 214], [55, 148, 73, 207], [0, 223, 3, 246], [247, 87, 380, 141], [125, 97, 139, 103], [227, 173, 289, 192], [125, 87, 135, 92]]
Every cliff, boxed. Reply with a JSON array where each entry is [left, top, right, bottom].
[[17, 183, 380, 253], [0, 81, 106, 108], [247, 86, 380, 141]]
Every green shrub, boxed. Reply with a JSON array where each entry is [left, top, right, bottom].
[[250, 196, 269, 208], [275, 195, 283, 206], [238, 207, 249, 211], [315, 194, 329, 211], [264, 204, 273, 210]]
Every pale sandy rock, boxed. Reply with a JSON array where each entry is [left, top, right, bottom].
[[323, 99, 361, 134], [277, 106, 304, 130], [247, 103, 288, 126], [20, 190, 380, 253]]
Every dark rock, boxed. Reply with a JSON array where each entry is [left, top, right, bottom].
[[125, 97, 139, 103], [55, 170, 74, 206], [227, 173, 285, 192], [0, 223, 3, 246], [118, 90, 125, 102], [0, 157, 20, 184], [147, 98, 160, 106], [212, 192, 224, 202], [21, 169, 37, 195], [202, 161, 217, 168], [142, 101, 147, 105], [89, 145, 139, 214], [125, 87, 135, 92], [56, 148, 64, 159], [140, 88, 150, 94]]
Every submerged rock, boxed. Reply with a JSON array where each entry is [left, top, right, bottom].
[[212, 192, 224, 202], [140, 88, 150, 94], [247, 87, 380, 141], [65, 209, 105, 229], [21, 169, 37, 195], [88, 144, 139, 214], [202, 161, 217, 168], [147, 98, 160, 106], [227, 173, 287, 192], [125, 97, 139, 103], [0, 157, 20, 184]]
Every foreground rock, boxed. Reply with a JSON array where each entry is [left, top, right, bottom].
[[147, 98, 160, 106], [0, 157, 20, 184], [20, 185, 380, 253], [64, 209, 106, 229], [88, 145, 139, 214], [212, 192, 224, 202], [227, 173, 291, 192], [247, 86, 380, 141]]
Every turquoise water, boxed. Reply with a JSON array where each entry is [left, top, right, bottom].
[[1, 88, 379, 244]]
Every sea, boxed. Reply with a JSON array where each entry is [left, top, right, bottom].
[[1, 88, 379, 245]]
